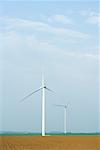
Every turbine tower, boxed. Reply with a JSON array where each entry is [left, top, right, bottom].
[[54, 103, 69, 134], [20, 73, 53, 136]]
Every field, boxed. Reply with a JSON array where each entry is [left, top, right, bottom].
[[0, 136, 100, 150]]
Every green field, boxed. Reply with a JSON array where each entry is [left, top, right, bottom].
[[0, 132, 99, 136]]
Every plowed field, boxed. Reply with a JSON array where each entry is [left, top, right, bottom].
[[0, 136, 99, 150]]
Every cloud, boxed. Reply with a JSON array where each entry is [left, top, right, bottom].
[[0, 16, 49, 31], [86, 14, 100, 25], [0, 16, 98, 64], [51, 27, 89, 39], [48, 15, 71, 24], [60, 50, 99, 60], [0, 31, 98, 63], [73, 53, 99, 60], [0, 16, 90, 40], [80, 10, 100, 26]]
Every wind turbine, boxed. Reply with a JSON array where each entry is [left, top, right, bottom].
[[20, 74, 53, 136], [54, 103, 69, 134]]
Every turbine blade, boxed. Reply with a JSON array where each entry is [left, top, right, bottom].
[[45, 87, 55, 93], [53, 104, 65, 107], [20, 88, 42, 103], [54, 102, 70, 108]]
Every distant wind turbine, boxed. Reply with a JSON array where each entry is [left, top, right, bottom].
[[54, 103, 70, 134], [20, 73, 54, 136]]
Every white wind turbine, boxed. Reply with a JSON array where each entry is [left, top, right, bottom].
[[20, 74, 54, 136], [54, 103, 70, 134]]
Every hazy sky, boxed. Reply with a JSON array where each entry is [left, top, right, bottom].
[[0, 0, 99, 133]]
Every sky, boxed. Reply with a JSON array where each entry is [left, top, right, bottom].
[[0, 0, 100, 133]]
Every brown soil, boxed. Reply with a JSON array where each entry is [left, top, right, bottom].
[[0, 136, 99, 150]]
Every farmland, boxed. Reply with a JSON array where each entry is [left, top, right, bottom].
[[0, 135, 100, 150]]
